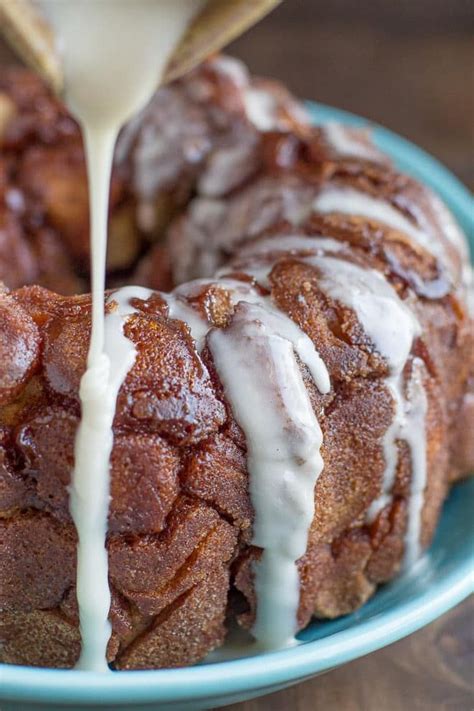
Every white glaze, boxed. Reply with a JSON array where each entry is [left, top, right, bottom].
[[463, 264, 474, 315], [313, 184, 469, 287], [209, 54, 249, 87], [116, 55, 250, 231], [172, 198, 431, 589], [221, 261, 274, 288], [236, 243, 428, 568], [209, 300, 329, 648], [427, 192, 469, 255], [426, 191, 474, 308], [400, 357, 428, 568], [26, 1, 444, 665], [300, 255, 427, 566], [164, 276, 266, 350], [243, 87, 280, 131], [116, 82, 211, 232], [161, 292, 209, 350], [162, 274, 331, 647], [197, 140, 260, 198], [225, 235, 345, 288], [238, 235, 344, 258], [306, 256, 421, 373], [243, 85, 308, 132], [171, 273, 330, 391], [69, 285, 157, 671], [42, 0, 204, 672], [312, 186, 440, 257], [323, 122, 383, 163]]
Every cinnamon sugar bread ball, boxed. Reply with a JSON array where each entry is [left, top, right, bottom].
[[0, 56, 307, 293], [0, 57, 473, 669]]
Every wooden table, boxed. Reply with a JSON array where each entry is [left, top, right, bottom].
[[1, 2, 472, 708], [220, 598, 473, 711]]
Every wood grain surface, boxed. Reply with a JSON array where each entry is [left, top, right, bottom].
[[1, 2, 472, 709], [220, 598, 473, 711]]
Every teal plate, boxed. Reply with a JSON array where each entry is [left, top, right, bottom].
[[1, 103, 473, 711]]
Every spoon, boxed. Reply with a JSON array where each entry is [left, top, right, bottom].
[[0, 0, 282, 93]]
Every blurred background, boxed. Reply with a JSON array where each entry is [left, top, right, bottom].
[[1, 0, 472, 188], [229, 0, 474, 189]]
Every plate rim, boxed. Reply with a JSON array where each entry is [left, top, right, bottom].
[[1, 102, 473, 706]]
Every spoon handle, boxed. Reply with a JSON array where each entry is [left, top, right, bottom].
[[165, 0, 282, 83], [0, 0, 282, 93], [0, 0, 62, 92]]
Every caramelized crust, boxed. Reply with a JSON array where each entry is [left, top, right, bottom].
[[0, 58, 472, 669], [0, 57, 306, 294]]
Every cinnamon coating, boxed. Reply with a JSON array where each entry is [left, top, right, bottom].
[[0, 57, 473, 669], [0, 56, 306, 294]]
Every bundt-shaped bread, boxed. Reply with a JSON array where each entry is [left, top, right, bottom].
[[0, 57, 473, 669], [0, 56, 306, 293]]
